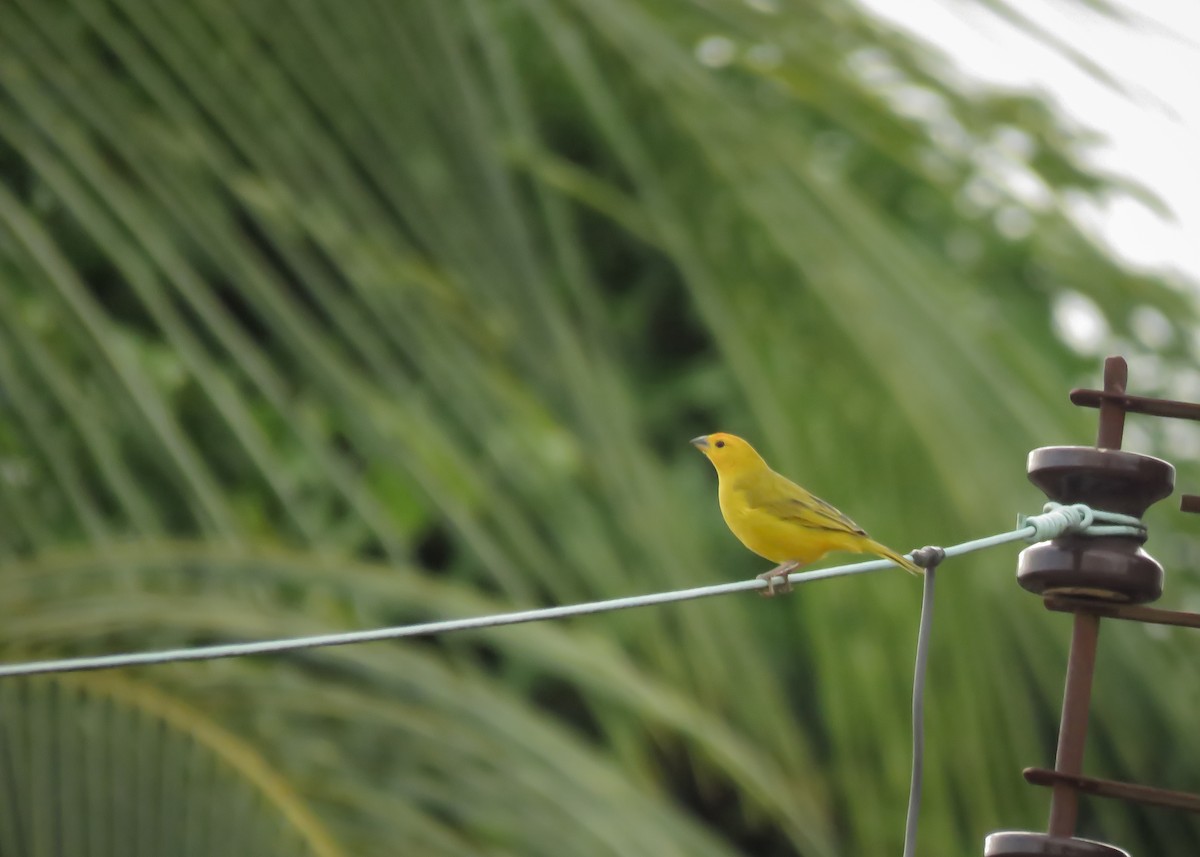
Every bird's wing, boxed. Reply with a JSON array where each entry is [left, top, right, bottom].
[[744, 470, 868, 536]]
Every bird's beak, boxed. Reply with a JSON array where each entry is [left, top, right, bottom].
[[690, 435, 709, 450]]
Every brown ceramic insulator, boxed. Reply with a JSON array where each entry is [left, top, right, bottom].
[[1018, 537, 1163, 603], [1025, 447, 1174, 518], [983, 832, 1130, 857], [1019, 446, 1174, 603]]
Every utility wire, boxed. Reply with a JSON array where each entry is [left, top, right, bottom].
[[0, 503, 1141, 679], [903, 548, 944, 857]]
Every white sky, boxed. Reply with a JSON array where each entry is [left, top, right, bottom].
[[856, 0, 1200, 287]]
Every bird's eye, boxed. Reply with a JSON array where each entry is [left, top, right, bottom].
[[715, 440, 725, 448]]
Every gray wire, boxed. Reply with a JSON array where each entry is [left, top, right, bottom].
[[903, 551, 941, 857], [0, 560, 888, 678], [0, 502, 1123, 680]]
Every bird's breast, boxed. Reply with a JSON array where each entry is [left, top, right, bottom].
[[718, 483, 849, 565]]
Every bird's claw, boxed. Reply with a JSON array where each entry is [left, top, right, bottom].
[[757, 561, 799, 597]]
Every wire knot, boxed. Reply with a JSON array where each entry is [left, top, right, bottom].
[[910, 545, 945, 570], [1018, 502, 1146, 542]]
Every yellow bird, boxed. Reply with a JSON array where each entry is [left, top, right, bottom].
[[691, 432, 921, 591]]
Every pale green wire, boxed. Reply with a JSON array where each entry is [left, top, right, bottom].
[[0, 502, 1140, 679]]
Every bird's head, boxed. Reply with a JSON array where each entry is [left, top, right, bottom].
[[690, 432, 767, 475]]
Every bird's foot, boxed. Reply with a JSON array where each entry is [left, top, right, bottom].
[[757, 561, 800, 597]]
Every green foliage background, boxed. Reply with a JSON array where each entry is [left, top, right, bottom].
[[1, 0, 1199, 854]]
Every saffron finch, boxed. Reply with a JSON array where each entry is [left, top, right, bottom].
[[691, 432, 921, 591]]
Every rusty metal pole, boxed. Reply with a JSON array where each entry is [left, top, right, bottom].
[[1047, 612, 1101, 836], [1095, 357, 1127, 449], [990, 356, 1175, 856]]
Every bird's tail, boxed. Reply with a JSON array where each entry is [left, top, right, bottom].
[[866, 540, 924, 576]]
